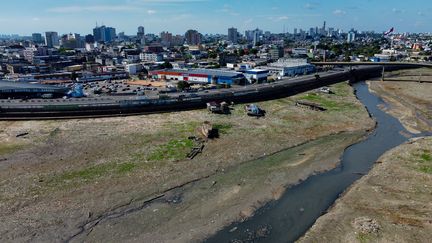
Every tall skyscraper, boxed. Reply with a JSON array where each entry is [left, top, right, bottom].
[[253, 31, 259, 46], [138, 26, 145, 35], [322, 21, 326, 35], [246, 28, 262, 44], [160, 31, 173, 47], [347, 31, 356, 43], [45, 31, 59, 48], [32, 33, 44, 44], [228, 27, 238, 43], [184, 29, 201, 45], [137, 26, 145, 45], [93, 25, 116, 43]]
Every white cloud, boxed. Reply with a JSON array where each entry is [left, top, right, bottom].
[[305, 3, 318, 10], [32, 17, 40, 21], [217, 4, 239, 16], [47, 5, 138, 13], [147, 9, 157, 14], [243, 18, 253, 24], [129, 0, 208, 4], [333, 9, 346, 16]]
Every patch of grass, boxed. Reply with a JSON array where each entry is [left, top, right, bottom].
[[47, 161, 139, 187], [49, 128, 61, 137], [148, 138, 194, 161], [298, 93, 357, 111], [117, 162, 137, 173], [420, 152, 431, 162], [332, 82, 351, 97], [213, 123, 233, 134], [0, 143, 24, 156], [55, 163, 113, 181], [356, 232, 370, 243], [412, 150, 432, 174], [173, 122, 201, 134], [418, 166, 432, 174]]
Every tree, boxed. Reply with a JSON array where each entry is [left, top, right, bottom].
[[71, 71, 78, 81], [208, 51, 218, 59], [250, 48, 258, 55], [159, 61, 173, 69], [238, 49, 245, 56], [177, 81, 190, 91]]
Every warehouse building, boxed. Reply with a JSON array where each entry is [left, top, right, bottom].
[[0, 80, 68, 99], [150, 69, 245, 85], [265, 58, 315, 77], [244, 69, 269, 83]]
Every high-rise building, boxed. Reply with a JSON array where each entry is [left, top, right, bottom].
[[60, 33, 84, 49], [294, 28, 298, 35], [185, 29, 201, 45], [85, 34, 95, 43], [138, 26, 145, 36], [308, 28, 313, 36], [172, 35, 185, 46], [137, 26, 145, 45], [322, 21, 326, 35], [253, 31, 260, 46], [246, 28, 262, 45], [45, 31, 59, 48], [32, 33, 44, 44], [228, 27, 238, 43], [93, 25, 116, 43], [160, 31, 173, 47], [269, 46, 284, 60], [347, 31, 356, 43]]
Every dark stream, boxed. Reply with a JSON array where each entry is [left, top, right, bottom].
[[205, 81, 429, 243]]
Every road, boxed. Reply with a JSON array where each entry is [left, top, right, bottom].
[[0, 65, 390, 119]]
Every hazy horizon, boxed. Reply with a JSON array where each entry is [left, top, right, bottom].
[[1, 0, 431, 36]]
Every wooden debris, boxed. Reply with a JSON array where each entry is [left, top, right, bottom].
[[295, 100, 327, 111]]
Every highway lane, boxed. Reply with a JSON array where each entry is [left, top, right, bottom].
[[0, 65, 388, 119], [0, 69, 338, 108]]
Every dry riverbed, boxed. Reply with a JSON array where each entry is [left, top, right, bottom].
[[0, 82, 374, 242], [300, 71, 432, 243], [299, 136, 432, 243], [368, 68, 432, 134]]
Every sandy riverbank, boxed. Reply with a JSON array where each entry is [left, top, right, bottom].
[[0, 82, 374, 242], [368, 68, 432, 134]]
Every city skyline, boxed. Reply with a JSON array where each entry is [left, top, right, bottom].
[[1, 0, 432, 36]]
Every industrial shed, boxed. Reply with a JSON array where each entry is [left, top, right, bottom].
[[150, 69, 246, 85], [0, 80, 68, 99]]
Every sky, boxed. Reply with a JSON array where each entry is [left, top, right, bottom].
[[0, 0, 431, 36]]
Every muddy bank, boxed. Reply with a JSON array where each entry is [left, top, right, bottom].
[[0, 82, 374, 242], [70, 131, 368, 243], [299, 137, 432, 243], [368, 69, 432, 134]]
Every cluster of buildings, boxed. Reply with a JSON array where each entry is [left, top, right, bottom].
[[1, 21, 431, 99], [1, 23, 324, 86]]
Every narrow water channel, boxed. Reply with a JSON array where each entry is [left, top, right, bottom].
[[205, 81, 426, 243]]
